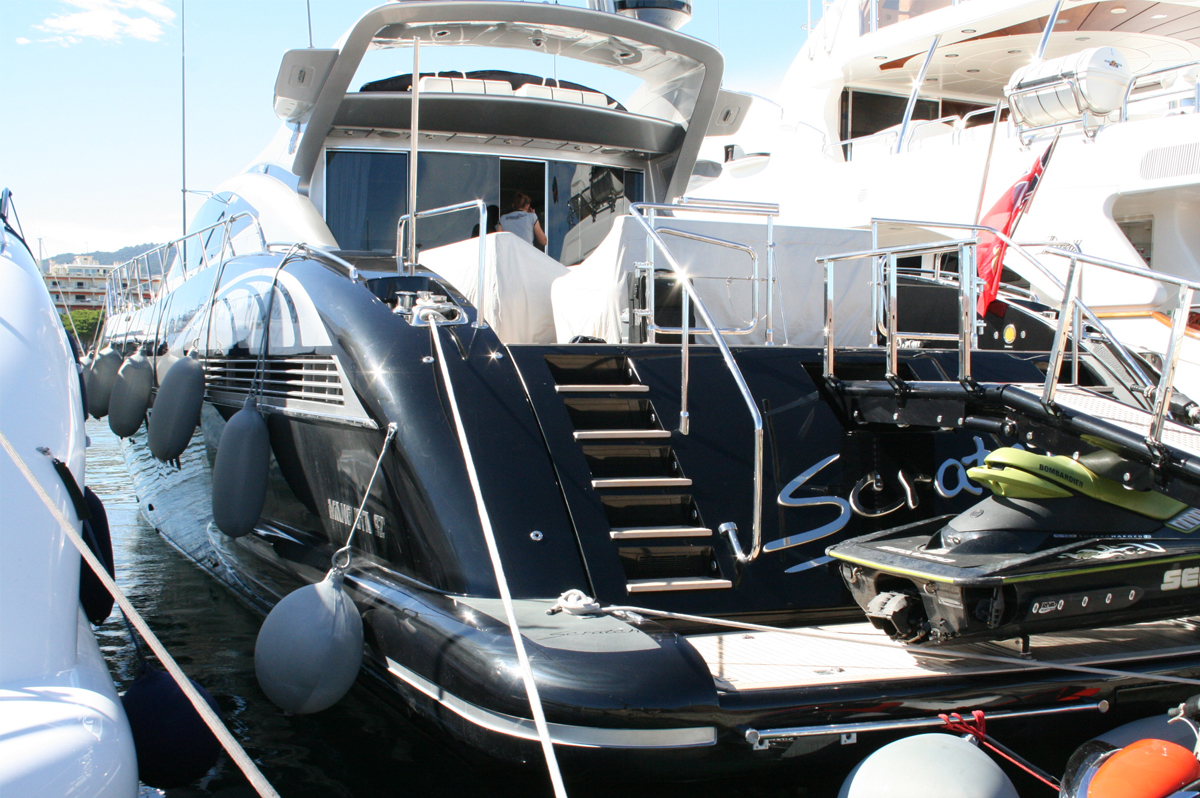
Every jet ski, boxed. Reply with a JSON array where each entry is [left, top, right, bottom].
[[827, 446, 1200, 645]]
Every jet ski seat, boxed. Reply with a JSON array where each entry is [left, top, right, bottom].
[[966, 447, 1186, 520]]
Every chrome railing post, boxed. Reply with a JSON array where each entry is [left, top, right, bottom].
[[680, 278, 691, 434], [766, 214, 776, 345], [895, 36, 941, 155], [958, 242, 973, 383], [646, 207, 657, 344], [1042, 256, 1081, 408], [886, 251, 899, 381], [823, 256, 836, 379], [870, 222, 880, 346], [1152, 286, 1195, 442]]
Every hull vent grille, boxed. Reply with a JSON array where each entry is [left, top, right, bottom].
[[203, 355, 345, 406], [1140, 142, 1200, 181]]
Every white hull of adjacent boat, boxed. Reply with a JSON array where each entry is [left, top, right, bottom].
[[0, 206, 137, 798]]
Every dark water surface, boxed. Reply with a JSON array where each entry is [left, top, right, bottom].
[[87, 419, 843, 798]]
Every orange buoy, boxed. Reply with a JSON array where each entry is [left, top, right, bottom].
[[1088, 738, 1199, 798]]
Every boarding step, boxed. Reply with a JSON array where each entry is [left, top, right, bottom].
[[609, 525, 712, 540], [583, 442, 687, 487], [602, 494, 704, 528], [626, 577, 732, 593], [574, 429, 671, 441], [544, 353, 646, 390], [563, 396, 667, 440], [556, 384, 648, 393], [592, 477, 693, 489]]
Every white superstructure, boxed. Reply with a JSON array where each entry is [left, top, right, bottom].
[[699, 0, 1200, 397]]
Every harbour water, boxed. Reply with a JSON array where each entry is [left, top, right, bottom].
[[86, 419, 840, 798]]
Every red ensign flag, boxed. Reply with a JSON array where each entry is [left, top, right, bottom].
[[976, 140, 1057, 316]]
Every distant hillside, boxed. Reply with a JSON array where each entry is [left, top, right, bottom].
[[41, 242, 162, 271]]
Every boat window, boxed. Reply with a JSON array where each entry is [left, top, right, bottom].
[[326, 149, 642, 263], [326, 150, 410, 252], [547, 162, 644, 265], [840, 89, 938, 141], [860, 0, 954, 33], [416, 152, 500, 252]]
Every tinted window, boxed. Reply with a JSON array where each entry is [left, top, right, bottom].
[[547, 163, 643, 265], [326, 150, 409, 252], [415, 152, 500, 253]]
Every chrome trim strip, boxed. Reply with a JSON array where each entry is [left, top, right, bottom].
[[610, 526, 712, 539], [745, 702, 1107, 747], [384, 657, 716, 749], [574, 429, 671, 440], [556, 384, 649, 394], [626, 577, 732, 592], [592, 477, 692, 489]]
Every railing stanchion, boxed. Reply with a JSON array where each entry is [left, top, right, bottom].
[[1153, 285, 1195, 441], [1043, 257, 1081, 408], [958, 242, 973, 383], [824, 257, 835, 379], [646, 207, 657, 344], [886, 251, 899, 381], [766, 214, 776, 345]]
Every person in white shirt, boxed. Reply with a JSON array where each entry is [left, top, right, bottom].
[[499, 192, 547, 248]]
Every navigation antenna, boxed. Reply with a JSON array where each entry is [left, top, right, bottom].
[[180, 0, 187, 238], [407, 36, 421, 267]]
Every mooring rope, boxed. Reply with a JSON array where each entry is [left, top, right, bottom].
[[0, 429, 282, 798], [426, 315, 569, 798], [331, 422, 398, 572]]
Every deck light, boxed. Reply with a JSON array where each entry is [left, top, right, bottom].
[[1111, 6, 1127, 12], [961, 28, 976, 33]]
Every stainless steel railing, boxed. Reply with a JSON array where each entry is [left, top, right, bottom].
[[1121, 60, 1200, 122], [1041, 248, 1199, 445], [870, 218, 1156, 396], [627, 198, 780, 562], [107, 212, 267, 314], [396, 199, 488, 330], [821, 237, 980, 385]]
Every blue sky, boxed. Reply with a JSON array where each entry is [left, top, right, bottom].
[[0, 1, 813, 258]]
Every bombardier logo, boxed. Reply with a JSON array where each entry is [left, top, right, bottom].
[[1037, 463, 1084, 488], [1162, 566, 1200, 591]]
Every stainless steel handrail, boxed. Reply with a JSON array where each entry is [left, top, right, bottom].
[[107, 211, 267, 314], [821, 238, 979, 384], [1041, 247, 1200, 445], [1121, 60, 1200, 121], [871, 218, 1157, 395], [628, 200, 777, 562], [644, 228, 761, 337], [396, 199, 488, 329]]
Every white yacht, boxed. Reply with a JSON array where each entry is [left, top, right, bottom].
[[0, 188, 137, 797], [698, 0, 1200, 399]]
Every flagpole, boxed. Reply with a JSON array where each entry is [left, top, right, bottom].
[[973, 101, 1003, 225]]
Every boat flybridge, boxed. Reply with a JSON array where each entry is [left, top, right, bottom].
[[696, 0, 1200, 401], [95, 0, 1200, 782]]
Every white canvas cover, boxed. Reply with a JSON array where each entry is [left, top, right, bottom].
[[551, 216, 874, 347], [420, 232, 569, 344]]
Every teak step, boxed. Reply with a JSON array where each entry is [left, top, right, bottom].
[[555, 384, 648, 394], [592, 477, 692, 489], [626, 577, 732, 593], [609, 525, 712, 540], [574, 429, 671, 441]]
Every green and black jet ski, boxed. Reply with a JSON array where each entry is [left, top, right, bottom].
[[827, 446, 1200, 645]]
